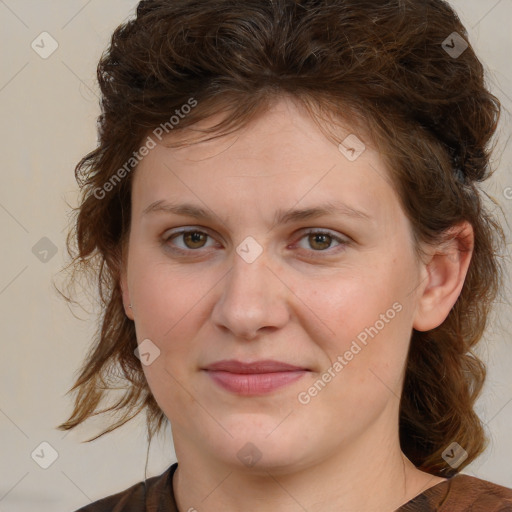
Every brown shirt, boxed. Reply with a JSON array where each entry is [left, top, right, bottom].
[[75, 462, 512, 511]]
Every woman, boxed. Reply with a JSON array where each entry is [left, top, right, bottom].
[[59, 0, 512, 510]]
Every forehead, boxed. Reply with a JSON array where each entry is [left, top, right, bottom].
[[131, 97, 400, 227], [149, 96, 373, 162]]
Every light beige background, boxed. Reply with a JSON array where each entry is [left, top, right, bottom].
[[0, 1, 511, 510]]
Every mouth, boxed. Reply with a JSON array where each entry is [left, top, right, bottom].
[[202, 359, 310, 395]]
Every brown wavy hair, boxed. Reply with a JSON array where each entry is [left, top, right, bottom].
[[57, 0, 505, 478]]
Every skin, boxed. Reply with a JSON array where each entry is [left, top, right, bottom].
[[120, 96, 473, 512]]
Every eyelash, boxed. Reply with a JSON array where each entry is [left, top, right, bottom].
[[162, 228, 349, 257]]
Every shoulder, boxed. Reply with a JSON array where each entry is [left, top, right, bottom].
[[74, 463, 178, 512], [443, 474, 512, 511], [406, 474, 512, 512]]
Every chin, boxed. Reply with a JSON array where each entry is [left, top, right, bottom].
[[206, 420, 313, 474]]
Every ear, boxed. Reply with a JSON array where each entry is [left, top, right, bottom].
[[413, 221, 474, 332], [119, 248, 134, 321]]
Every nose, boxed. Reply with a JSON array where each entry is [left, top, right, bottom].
[[211, 248, 290, 341]]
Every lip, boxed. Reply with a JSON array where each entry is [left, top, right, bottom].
[[202, 359, 309, 395], [203, 359, 308, 373]]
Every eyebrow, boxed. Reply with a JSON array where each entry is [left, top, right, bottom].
[[142, 199, 372, 229]]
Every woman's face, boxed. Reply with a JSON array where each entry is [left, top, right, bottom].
[[121, 97, 429, 472]]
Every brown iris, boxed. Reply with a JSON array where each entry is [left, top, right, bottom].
[[308, 233, 332, 251], [183, 231, 208, 249]]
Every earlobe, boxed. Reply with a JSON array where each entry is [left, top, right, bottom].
[[413, 222, 474, 332]]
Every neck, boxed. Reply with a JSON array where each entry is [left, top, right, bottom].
[[171, 426, 442, 512]]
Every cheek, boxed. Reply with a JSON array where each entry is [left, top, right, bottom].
[[303, 265, 414, 390], [128, 252, 213, 339], [306, 270, 406, 342], [127, 253, 214, 386], [131, 259, 204, 415], [300, 288, 411, 426]]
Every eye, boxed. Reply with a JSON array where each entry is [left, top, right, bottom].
[[163, 229, 217, 253], [162, 227, 349, 257], [294, 230, 348, 254]]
